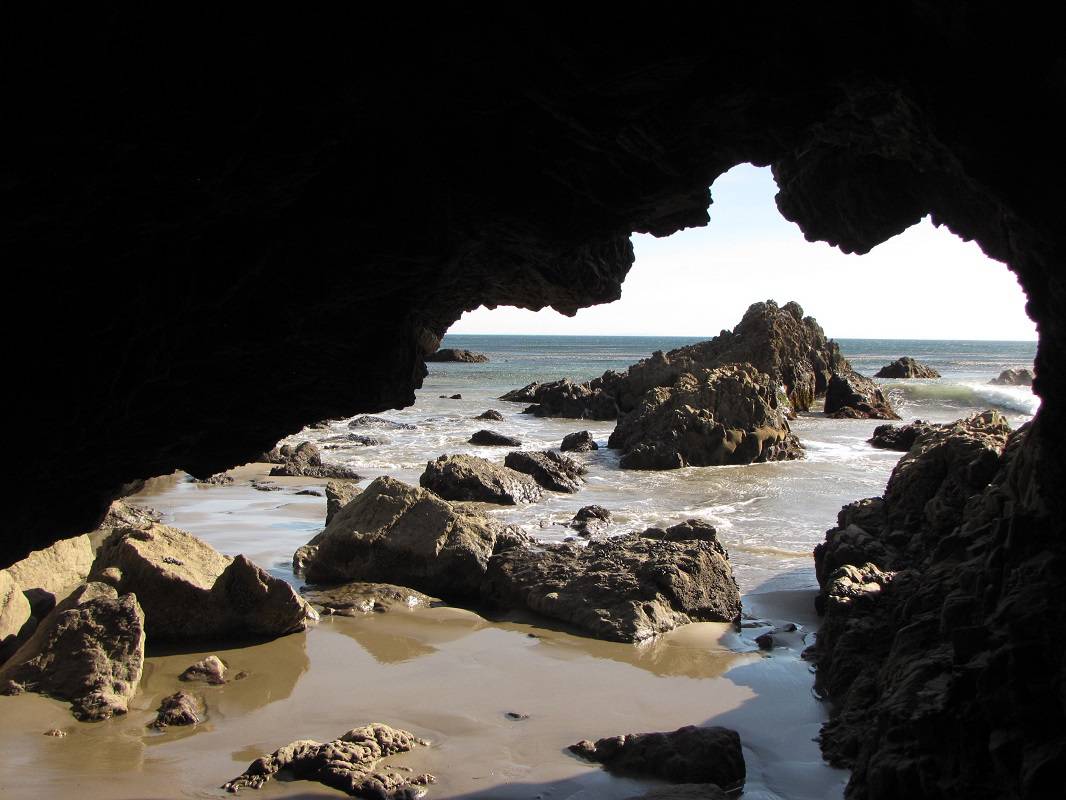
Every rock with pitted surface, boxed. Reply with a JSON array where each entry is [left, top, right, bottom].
[[482, 527, 740, 642], [608, 365, 803, 469], [469, 429, 522, 447], [180, 655, 227, 685], [504, 450, 585, 493], [476, 409, 504, 421], [989, 367, 1035, 386], [560, 430, 598, 452], [569, 725, 745, 790], [149, 691, 203, 728], [824, 370, 899, 420], [420, 454, 543, 505], [874, 357, 941, 379], [90, 523, 316, 641], [223, 723, 434, 796], [0, 582, 145, 720], [867, 420, 936, 451], [302, 476, 530, 598], [426, 348, 489, 363], [302, 582, 439, 615], [325, 480, 362, 526]]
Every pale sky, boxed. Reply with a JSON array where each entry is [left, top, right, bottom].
[[450, 164, 1037, 341]]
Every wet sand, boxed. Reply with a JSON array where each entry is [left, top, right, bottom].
[[0, 468, 847, 799]]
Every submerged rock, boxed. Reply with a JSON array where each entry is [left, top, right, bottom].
[[347, 415, 416, 431], [608, 365, 802, 469], [420, 454, 543, 505], [222, 723, 434, 796], [302, 582, 439, 615], [469, 429, 522, 446], [823, 370, 899, 420], [504, 450, 585, 492], [989, 366, 1034, 386], [149, 690, 203, 728], [325, 480, 362, 525], [91, 523, 316, 641], [180, 655, 227, 685], [482, 527, 740, 642], [874, 357, 941, 379], [569, 725, 745, 790], [560, 430, 598, 452], [0, 582, 145, 721], [476, 409, 504, 421], [868, 419, 935, 451], [426, 348, 489, 363]]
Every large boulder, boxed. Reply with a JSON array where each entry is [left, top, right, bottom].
[[469, 429, 522, 446], [482, 526, 740, 642], [503, 450, 585, 492], [608, 366, 802, 470], [425, 348, 488, 363], [3, 533, 95, 613], [420, 454, 543, 504], [989, 367, 1035, 386], [301, 476, 529, 598], [560, 430, 598, 452], [0, 570, 31, 663], [874, 357, 941, 379], [569, 725, 745, 790], [824, 370, 899, 419], [0, 582, 145, 720], [91, 524, 316, 641]]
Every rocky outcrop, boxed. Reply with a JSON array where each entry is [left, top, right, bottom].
[[301, 476, 529, 597], [91, 524, 316, 641], [476, 409, 504, 421], [608, 365, 803, 469], [0, 582, 145, 720], [469, 429, 522, 446], [560, 430, 598, 452], [149, 691, 203, 728], [569, 725, 745, 790], [809, 410, 1066, 799], [824, 371, 899, 420], [302, 582, 439, 615], [990, 367, 1035, 386], [180, 655, 227, 685], [325, 480, 362, 525], [420, 454, 543, 504], [266, 442, 361, 480], [503, 450, 585, 492], [223, 723, 434, 796], [874, 357, 941, 379], [868, 420, 936, 451], [482, 526, 740, 642], [425, 348, 489, 363]]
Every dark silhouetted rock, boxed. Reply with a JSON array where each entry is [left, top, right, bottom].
[[824, 371, 899, 420], [560, 430, 598, 452], [476, 409, 504, 421], [608, 365, 803, 469], [180, 655, 227, 685], [426, 348, 489, 363], [420, 454, 543, 505], [223, 723, 434, 796], [989, 367, 1034, 386], [868, 420, 936, 451], [150, 691, 203, 728], [569, 725, 744, 789], [874, 357, 941, 379], [469, 429, 522, 447], [325, 480, 362, 526], [347, 416, 415, 431], [504, 450, 585, 493]]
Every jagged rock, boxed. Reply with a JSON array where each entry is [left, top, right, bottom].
[[347, 416, 415, 431], [824, 370, 899, 420], [569, 505, 611, 537], [608, 365, 802, 469], [504, 450, 585, 492], [874, 357, 941, 379], [868, 420, 935, 451], [560, 430, 598, 452], [302, 582, 439, 615], [302, 476, 530, 597], [420, 454, 543, 505], [482, 528, 740, 642], [223, 723, 434, 796], [323, 433, 389, 446], [0, 582, 145, 721], [266, 441, 361, 480], [325, 480, 362, 525], [180, 655, 227, 685], [425, 348, 489, 363], [469, 429, 522, 446], [91, 523, 316, 641], [989, 367, 1035, 386], [0, 570, 31, 663], [150, 691, 203, 728], [476, 409, 504, 421], [569, 725, 745, 789]]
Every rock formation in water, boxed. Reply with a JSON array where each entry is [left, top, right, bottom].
[[561, 430, 598, 452], [824, 371, 899, 420], [868, 419, 936, 451], [503, 450, 585, 492], [874, 357, 941, 379], [469, 429, 522, 447], [263, 442, 361, 480], [425, 348, 489, 363], [990, 367, 1035, 386], [420, 454, 543, 504]]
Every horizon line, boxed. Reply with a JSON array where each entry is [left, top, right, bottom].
[[444, 332, 1039, 343]]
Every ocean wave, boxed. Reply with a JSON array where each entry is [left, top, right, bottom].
[[885, 380, 1039, 416]]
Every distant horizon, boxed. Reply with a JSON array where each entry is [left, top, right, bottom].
[[443, 332, 1038, 343]]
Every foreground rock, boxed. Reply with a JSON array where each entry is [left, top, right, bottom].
[[91, 524, 316, 641], [420, 454, 543, 505], [483, 526, 740, 642], [608, 365, 803, 469], [425, 348, 489, 363], [867, 419, 935, 451], [223, 723, 434, 796], [824, 371, 899, 419], [0, 582, 145, 720], [0, 570, 30, 662], [874, 357, 941, 379], [302, 477, 530, 597], [989, 366, 1034, 386], [180, 655, 227, 685], [560, 430, 598, 451], [266, 441, 361, 480], [149, 690, 203, 728], [469, 429, 522, 446], [325, 480, 362, 525], [569, 725, 745, 790], [504, 450, 585, 492], [302, 582, 439, 615]]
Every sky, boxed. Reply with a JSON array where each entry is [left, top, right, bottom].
[[449, 164, 1037, 341]]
